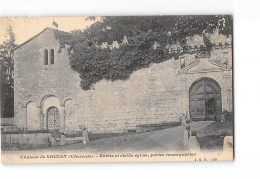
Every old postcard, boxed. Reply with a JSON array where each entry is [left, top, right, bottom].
[[0, 16, 234, 164]]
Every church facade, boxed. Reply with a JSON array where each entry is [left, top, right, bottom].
[[13, 28, 233, 133]]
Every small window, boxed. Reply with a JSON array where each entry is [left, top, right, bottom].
[[50, 49, 54, 64], [44, 50, 48, 65]]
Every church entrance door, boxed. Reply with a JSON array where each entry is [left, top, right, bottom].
[[47, 106, 60, 130]]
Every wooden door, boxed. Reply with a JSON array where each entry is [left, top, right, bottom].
[[189, 78, 221, 121]]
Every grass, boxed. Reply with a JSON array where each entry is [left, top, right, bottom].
[[89, 132, 135, 141], [196, 118, 234, 150], [65, 121, 182, 140], [65, 131, 136, 140], [136, 121, 181, 132]]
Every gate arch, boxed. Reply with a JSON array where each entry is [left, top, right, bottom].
[[189, 77, 221, 121]]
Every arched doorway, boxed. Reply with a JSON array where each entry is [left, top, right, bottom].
[[47, 106, 60, 130], [41, 95, 61, 130], [189, 77, 221, 121]]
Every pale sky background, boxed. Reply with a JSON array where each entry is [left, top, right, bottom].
[[0, 17, 98, 44], [0, 16, 232, 46]]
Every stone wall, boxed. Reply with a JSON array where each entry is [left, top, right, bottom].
[[1, 133, 52, 148], [68, 59, 182, 133]]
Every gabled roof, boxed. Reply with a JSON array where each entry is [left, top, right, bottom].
[[14, 27, 63, 51]]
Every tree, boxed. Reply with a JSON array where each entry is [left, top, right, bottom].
[[55, 15, 233, 90], [0, 26, 16, 117]]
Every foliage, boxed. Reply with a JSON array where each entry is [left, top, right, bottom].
[[54, 15, 233, 90], [0, 26, 17, 117]]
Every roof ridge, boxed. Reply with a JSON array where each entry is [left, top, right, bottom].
[[14, 27, 64, 51]]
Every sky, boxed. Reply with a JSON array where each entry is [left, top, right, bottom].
[[0, 17, 98, 44]]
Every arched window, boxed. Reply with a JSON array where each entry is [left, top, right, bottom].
[[50, 49, 54, 64], [44, 50, 48, 65]]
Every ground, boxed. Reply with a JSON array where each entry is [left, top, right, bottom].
[[43, 121, 214, 152], [197, 119, 234, 150]]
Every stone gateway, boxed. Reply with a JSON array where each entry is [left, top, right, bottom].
[[13, 28, 233, 133]]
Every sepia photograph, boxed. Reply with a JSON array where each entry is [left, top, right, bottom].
[[0, 15, 234, 164]]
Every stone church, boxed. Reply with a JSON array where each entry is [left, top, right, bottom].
[[13, 28, 233, 133]]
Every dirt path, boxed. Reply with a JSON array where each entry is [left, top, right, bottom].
[[49, 121, 214, 152]]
